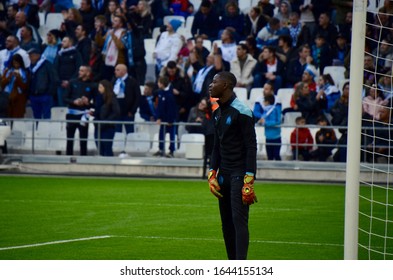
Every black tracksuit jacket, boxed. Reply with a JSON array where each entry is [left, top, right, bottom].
[[210, 94, 257, 176]]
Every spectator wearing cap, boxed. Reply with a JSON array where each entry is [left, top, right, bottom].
[[300, 64, 318, 92], [191, 0, 220, 41], [160, 60, 193, 122], [154, 19, 182, 75], [28, 47, 57, 119], [42, 29, 61, 64]]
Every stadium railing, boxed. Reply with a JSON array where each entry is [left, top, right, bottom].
[[1, 118, 388, 164]]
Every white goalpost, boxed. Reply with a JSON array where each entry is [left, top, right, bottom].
[[345, 0, 393, 260], [344, 0, 366, 260]]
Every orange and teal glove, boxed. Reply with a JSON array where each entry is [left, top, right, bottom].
[[208, 170, 223, 198], [242, 173, 257, 205]]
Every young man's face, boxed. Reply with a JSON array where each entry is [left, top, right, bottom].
[[299, 47, 310, 59], [297, 119, 306, 126], [261, 48, 272, 60], [78, 66, 90, 79], [263, 83, 273, 95], [209, 75, 226, 99], [236, 46, 246, 59], [61, 37, 71, 49]]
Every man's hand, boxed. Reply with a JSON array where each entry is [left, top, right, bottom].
[[242, 174, 257, 205], [208, 170, 222, 198]]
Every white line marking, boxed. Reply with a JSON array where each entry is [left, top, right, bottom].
[[0, 235, 112, 251], [0, 235, 343, 251], [116, 235, 344, 247]]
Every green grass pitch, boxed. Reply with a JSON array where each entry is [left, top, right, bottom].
[[0, 175, 388, 260]]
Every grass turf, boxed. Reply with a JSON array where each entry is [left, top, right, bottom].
[[0, 175, 373, 260]]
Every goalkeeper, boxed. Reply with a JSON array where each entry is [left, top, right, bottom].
[[208, 71, 257, 260]]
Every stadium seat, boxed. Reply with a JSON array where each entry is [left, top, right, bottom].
[[23, 130, 50, 151], [51, 107, 68, 120], [255, 126, 266, 158], [144, 38, 156, 66], [280, 127, 293, 159], [150, 132, 177, 154], [112, 132, 126, 153], [125, 132, 151, 153], [251, 0, 260, 7], [238, 0, 251, 13], [176, 133, 204, 159], [212, 39, 222, 49], [283, 112, 302, 125], [248, 87, 263, 108], [24, 106, 34, 118], [152, 27, 160, 40], [177, 26, 192, 39], [45, 13, 64, 30], [233, 87, 248, 103], [338, 78, 349, 92], [73, 0, 82, 8], [189, 0, 201, 12], [185, 15, 194, 30], [276, 88, 294, 113], [0, 125, 11, 146], [323, 66, 346, 87], [38, 12, 45, 25], [6, 130, 24, 149], [12, 120, 34, 132]]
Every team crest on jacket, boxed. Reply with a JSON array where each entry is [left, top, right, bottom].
[[226, 116, 232, 125]]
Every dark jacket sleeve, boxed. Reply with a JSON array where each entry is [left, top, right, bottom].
[[239, 113, 257, 175], [125, 76, 141, 115]]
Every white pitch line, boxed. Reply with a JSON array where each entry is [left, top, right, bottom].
[[0, 235, 112, 251], [117, 235, 343, 247]]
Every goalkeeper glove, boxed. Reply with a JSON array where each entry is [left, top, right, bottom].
[[242, 173, 257, 205], [208, 170, 223, 198]]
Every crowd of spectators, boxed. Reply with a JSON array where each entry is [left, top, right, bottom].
[[0, 0, 391, 162]]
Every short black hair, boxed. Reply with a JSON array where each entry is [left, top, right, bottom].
[[217, 71, 237, 89], [264, 94, 275, 105], [167, 60, 177, 69]]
